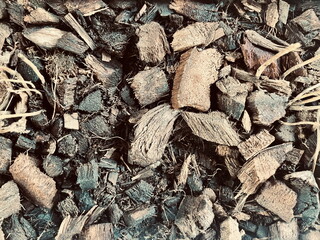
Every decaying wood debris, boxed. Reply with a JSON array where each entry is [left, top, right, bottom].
[[220, 217, 243, 240], [171, 47, 222, 111], [0, 181, 20, 220]]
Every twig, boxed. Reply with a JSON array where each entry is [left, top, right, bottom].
[[256, 43, 301, 78], [288, 83, 320, 106], [0, 110, 44, 120], [312, 110, 320, 172], [17, 53, 46, 84], [280, 120, 320, 126], [289, 105, 320, 111], [0, 78, 36, 88]]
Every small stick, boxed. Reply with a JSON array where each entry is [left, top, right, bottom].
[[0, 110, 44, 120], [256, 43, 301, 78], [312, 110, 320, 172], [283, 53, 320, 79], [8, 88, 42, 96], [280, 120, 320, 126], [288, 83, 320, 105], [17, 53, 46, 84], [292, 95, 320, 106], [289, 105, 320, 111]]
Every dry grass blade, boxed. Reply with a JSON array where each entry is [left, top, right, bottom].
[[280, 120, 320, 126], [292, 95, 320, 106], [0, 78, 35, 88], [256, 43, 301, 78], [17, 53, 46, 84], [312, 110, 320, 172], [283, 53, 320, 79], [0, 110, 44, 120], [0, 66, 32, 95], [289, 105, 320, 111]]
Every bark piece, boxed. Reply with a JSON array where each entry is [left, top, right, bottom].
[[57, 197, 79, 218], [265, 2, 279, 28], [0, 181, 21, 220], [169, 0, 218, 22], [284, 171, 320, 231], [57, 77, 77, 109], [77, 161, 99, 190], [136, 22, 169, 64], [247, 90, 288, 126], [128, 104, 179, 167], [279, 0, 290, 24], [3, 215, 37, 240], [15, 135, 36, 151], [81, 223, 113, 240], [85, 55, 122, 89], [238, 129, 275, 160], [171, 22, 223, 52], [125, 180, 154, 203], [24, 8, 60, 24], [291, 9, 320, 33], [241, 37, 281, 79], [0, 23, 11, 51], [43, 155, 63, 178], [171, 48, 222, 111], [123, 205, 156, 226], [65, 0, 107, 16], [175, 189, 215, 238], [56, 32, 89, 55], [107, 203, 123, 224], [237, 143, 293, 197], [0, 0, 6, 19], [215, 145, 241, 178], [57, 134, 78, 157], [63, 113, 79, 130], [255, 180, 297, 222], [216, 76, 248, 120], [183, 111, 241, 146], [78, 90, 102, 113], [9, 154, 57, 209], [269, 219, 299, 240], [220, 217, 242, 240], [0, 136, 12, 173], [64, 13, 95, 50], [130, 67, 169, 106], [82, 115, 112, 137]]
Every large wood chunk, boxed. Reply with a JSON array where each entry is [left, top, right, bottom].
[[183, 111, 241, 146], [238, 129, 275, 160], [0, 181, 21, 220], [128, 104, 179, 167], [81, 223, 113, 240], [0, 136, 12, 173], [130, 67, 169, 106], [247, 90, 288, 126], [237, 143, 293, 197], [9, 153, 57, 208], [136, 22, 169, 64], [291, 9, 320, 33], [216, 76, 249, 120], [169, 0, 218, 22], [219, 217, 242, 240], [171, 22, 224, 52], [172, 48, 222, 111], [269, 219, 299, 240], [255, 180, 297, 222]]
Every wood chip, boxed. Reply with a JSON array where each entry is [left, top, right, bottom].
[[123, 205, 156, 226], [219, 217, 242, 240], [56, 32, 89, 55], [0, 181, 21, 220], [63, 113, 79, 130], [247, 90, 288, 126], [279, 0, 290, 24], [215, 145, 241, 178], [0, 136, 12, 173], [238, 129, 275, 160], [81, 223, 113, 240], [265, 2, 279, 28], [65, 0, 107, 17], [269, 219, 299, 240], [241, 110, 252, 133], [0, 23, 12, 51], [171, 22, 224, 52], [255, 180, 297, 222], [76, 160, 99, 190], [130, 67, 169, 106], [136, 22, 169, 64], [57, 77, 77, 109], [169, 0, 218, 22], [183, 111, 241, 146], [171, 47, 222, 111], [237, 143, 293, 197], [128, 104, 179, 167], [291, 9, 320, 33], [9, 153, 57, 208], [24, 7, 60, 24]]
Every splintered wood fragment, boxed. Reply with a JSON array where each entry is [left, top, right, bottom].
[[171, 22, 224, 52], [56, 32, 89, 55], [171, 47, 222, 111], [124, 205, 156, 226], [24, 8, 60, 24], [216, 76, 248, 120], [64, 13, 96, 50], [130, 67, 169, 106], [183, 111, 241, 146], [57, 77, 77, 109], [241, 110, 252, 133], [238, 129, 275, 160], [291, 9, 320, 33], [247, 90, 288, 126], [219, 217, 242, 240], [76, 160, 99, 190], [279, 0, 290, 24], [258, 79, 292, 96], [236, 143, 293, 200], [241, 0, 262, 13], [255, 180, 297, 222], [269, 219, 299, 240], [245, 30, 287, 52], [0, 24, 12, 51], [9, 153, 57, 208], [177, 154, 194, 188], [0, 181, 21, 220], [265, 2, 279, 28], [175, 190, 215, 238], [125, 180, 154, 203], [169, 0, 218, 22], [64, 113, 79, 130], [56, 206, 97, 240], [136, 22, 169, 64], [81, 223, 113, 240], [241, 36, 281, 79], [0, 136, 12, 173], [128, 104, 179, 167], [215, 145, 241, 178], [65, 0, 107, 16]]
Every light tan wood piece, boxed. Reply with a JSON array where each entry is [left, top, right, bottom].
[[172, 47, 222, 111], [183, 111, 241, 146], [0, 181, 20, 220], [269, 219, 299, 240], [265, 2, 279, 28], [24, 8, 60, 24], [81, 223, 113, 240], [219, 217, 242, 240], [9, 153, 57, 208]]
